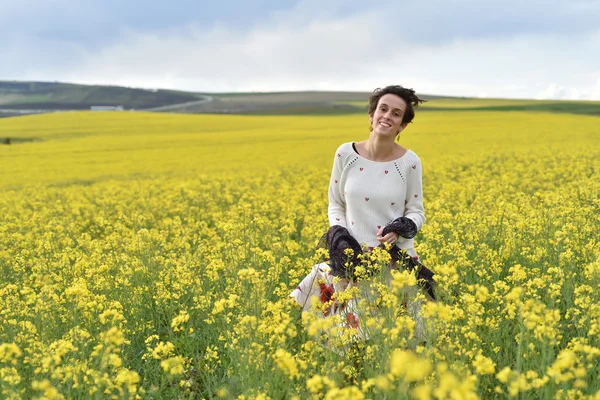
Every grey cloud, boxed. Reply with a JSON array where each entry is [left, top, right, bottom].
[[3, 0, 599, 50], [2, 0, 599, 98], [1, 0, 297, 46], [373, 0, 600, 44]]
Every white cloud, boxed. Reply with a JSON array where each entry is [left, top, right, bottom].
[[536, 84, 568, 100], [537, 78, 600, 100], [593, 78, 600, 100], [57, 17, 599, 99]]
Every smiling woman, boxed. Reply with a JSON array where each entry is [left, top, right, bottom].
[[330, 85, 427, 250], [290, 85, 431, 337]]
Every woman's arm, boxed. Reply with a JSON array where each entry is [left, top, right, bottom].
[[404, 156, 426, 230], [327, 147, 347, 228]]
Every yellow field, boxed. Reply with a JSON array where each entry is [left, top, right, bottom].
[[0, 110, 599, 399]]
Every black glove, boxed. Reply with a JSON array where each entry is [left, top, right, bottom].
[[318, 225, 363, 278], [381, 217, 418, 239]]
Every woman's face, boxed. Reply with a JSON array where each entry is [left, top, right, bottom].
[[370, 93, 407, 137]]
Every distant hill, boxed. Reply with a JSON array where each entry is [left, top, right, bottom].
[[0, 81, 203, 111], [1, 80, 599, 118], [166, 91, 450, 115]]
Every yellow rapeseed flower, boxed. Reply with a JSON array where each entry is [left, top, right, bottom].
[[161, 356, 186, 376], [389, 349, 432, 382]]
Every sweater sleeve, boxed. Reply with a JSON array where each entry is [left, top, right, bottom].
[[328, 147, 347, 228], [404, 155, 426, 230]]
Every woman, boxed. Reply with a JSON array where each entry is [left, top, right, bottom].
[[290, 85, 429, 325]]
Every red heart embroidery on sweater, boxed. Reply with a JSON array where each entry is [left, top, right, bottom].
[[377, 225, 381, 229], [391, 202, 395, 206], [335, 180, 338, 183], [360, 167, 364, 171], [338, 153, 341, 157], [412, 165, 416, 169], [351, 221, 354, 225], [336, 218, 340, 221], [365, 197, 369, 201], [414, 194, 418, 198]]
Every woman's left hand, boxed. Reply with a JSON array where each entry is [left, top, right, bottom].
[[376, 227, 398, 245]]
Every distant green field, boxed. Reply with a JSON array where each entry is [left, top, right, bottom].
[[341, 98, 600, 116], [0, 81, 202, 110]]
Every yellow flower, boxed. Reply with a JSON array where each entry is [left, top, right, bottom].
[[171, 310, 190, 332], [496, 366, 513, 383], [32, 379, 64, 400], [325, 386, 364, 400], [473, 354, 496, 375], [161, 356, 186, 376], [373, 375, 392, 391], [151, 341, 175, 360], [389, 349, 432, 382], [114, 369, 141, 393], [0, 343, 22, 364], [273, 348, 300, 379], [306, 374, 337, 394], [412, 383, 432, 400]]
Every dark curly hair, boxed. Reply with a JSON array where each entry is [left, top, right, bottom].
[[368, 85, 426, 128]]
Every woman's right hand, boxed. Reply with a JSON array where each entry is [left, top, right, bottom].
[[376, 226, 399, 245]]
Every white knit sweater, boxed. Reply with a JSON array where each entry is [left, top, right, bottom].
[[328, 142, 426, 249]]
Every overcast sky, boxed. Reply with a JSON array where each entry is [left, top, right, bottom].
[[2, 0, 600, 99]]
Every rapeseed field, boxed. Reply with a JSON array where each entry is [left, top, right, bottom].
[[0, 110, 599, 399]]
